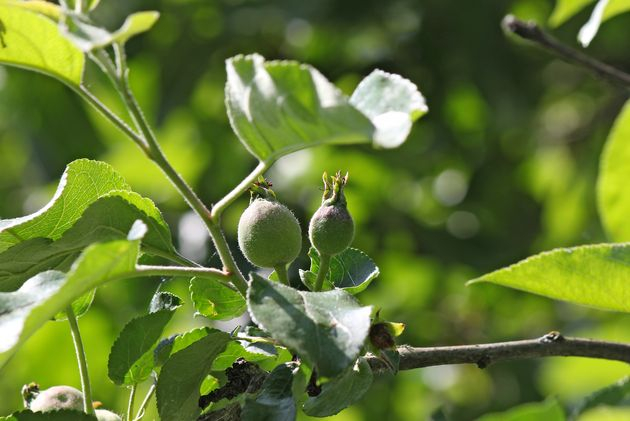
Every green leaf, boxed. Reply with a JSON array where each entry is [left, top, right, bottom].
[[0, 3, 84, 85], [350, 69, 428, 148], [3, 410, 96, 420], [301, 247, 379, 294], [0, 192, 175, 292], [156, 330, 230, 421], [225, 54, 425, 162], [549, 0, 596, 26], [190, 277, 246, 320], [303, 357, 373, 417], [108, 292, 181, 385], [468, 243, 630, 312], [571, 377, 630, 419], [154, 327, 213, 367], [211, 339, 277, 371], [477, 398, 565, 421], [0, 159, 129, 253], [53, 289, 96, 321], [241, 362, 299, 421], [247, 273, 372, 377], [111, 11, 160, 44], [0, 221, 144, 369], [5, 0, 62, 20], [598, 100, 630, 242]]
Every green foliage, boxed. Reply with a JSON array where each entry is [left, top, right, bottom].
[[241, 362, 299, 421], [0, 3, 84, 85], [598, 100, 630, 241], [570, 377, 630, 419], [550, 0, 630, 26], [0, 222, 144, 368], [107, 292, 181, 386], [1, 410, 96, 421], [155, 330, 229, 421], [189, 278, 246, 320], [247, 273, 372, 377], [303, 358, 373, 417], [300, 247, 379, 293], [469, 243, 630, 312], [476, 399, 565, 421]]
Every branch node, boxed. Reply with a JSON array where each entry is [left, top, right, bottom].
[[476, 355, 491, 369], [540, 331, 564, 343]]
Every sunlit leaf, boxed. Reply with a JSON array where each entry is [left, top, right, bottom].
[[225, 54, 425, 162], [0, 221, 145, 369], [211, 339, 277, 371], [247, 273, 372, 377], [0, 3, 84, 85], [111, 11, 159, 44], [190, 277, 246, 320], [469, 243, 630, 312], [598, 100, 630, 242]]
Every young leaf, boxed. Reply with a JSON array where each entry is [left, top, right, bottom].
[[303, 358, 373, 417], [108, 292, 182, 385], [549, 0, 596, 27], [53, 289, 96, 321], [241, 362, 299, 421], [302, 247, 380, 294], [350, 69, 428, 148], [476, 398, 565, 421], [225, 54, 426, 162], [570, 376, 630, 419], [247, 273, 372, 377], [111, 11, 160, 45], [190, 277, 246, 320], [598, 100, 630, 242], [0, 159, 129, 253], [0, 3, 85, 85], [156, 330, 230, 421], [0, 221, 145, 368], [468, 243, 630, 312]]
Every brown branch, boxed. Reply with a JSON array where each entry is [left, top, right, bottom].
[[368, 332, 630, 373], [502, 14, 630, 89]]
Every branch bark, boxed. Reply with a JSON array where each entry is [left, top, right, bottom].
[[502, 15, 630, 89], [368, 332, 630, 373]]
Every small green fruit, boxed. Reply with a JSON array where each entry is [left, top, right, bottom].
[[309, 172, 354, 256], [96, 409, 123, 421], [238, 198, 302, 268], [29, 385, 84, 412]]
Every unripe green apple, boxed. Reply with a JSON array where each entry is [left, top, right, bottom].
[[309, 172, 354, 256], [238, 198, 302, 268], [96, 409, 123, 421], [29, 385, 84, 412]]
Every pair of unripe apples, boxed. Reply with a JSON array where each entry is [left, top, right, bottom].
[[237, 175, 354, 270]]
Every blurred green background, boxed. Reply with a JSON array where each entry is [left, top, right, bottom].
[[2, 0, 630, 419]]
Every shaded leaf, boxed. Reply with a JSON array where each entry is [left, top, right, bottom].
[[468, 243, 630, 312], [570, 377, 630, 419], [108, 292, 181, 385], [477, 398, 565, 421], [3, 410, 96, 420], [190, 277, 246, 320], [156, 330, 230, 421], [598, 100, 630, 242], [301, 247, 379, 294], [0, 221, 144, 368], [247, 273, 372, 377], [0, 3, 84, 85], [350, 69, 427, 148], [241, 362, 299, 421], [303, 358, 373, 417]]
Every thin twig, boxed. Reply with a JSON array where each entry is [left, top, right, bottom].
[[502, 15, 630, 89], [66, 306, 95, 415], [367, 332, 630, 373]]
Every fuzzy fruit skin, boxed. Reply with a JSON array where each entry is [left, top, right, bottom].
[[96, 409, 123, 421], [29, 385, 84, 412], [238, 198, 302, 268], [309, 204, 354, 256]]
